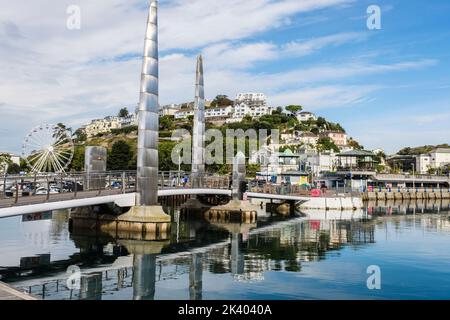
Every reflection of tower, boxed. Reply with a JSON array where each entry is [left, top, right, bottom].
[[230, 233, 245, 275], [79, 273, 103, 300], [132, 255, 156, 300], [189, 253, 203, 300]]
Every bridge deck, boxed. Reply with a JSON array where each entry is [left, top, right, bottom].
[[0, 281, 37, 300], [0, 189, 133, 210]]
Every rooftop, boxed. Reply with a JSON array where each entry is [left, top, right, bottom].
[[299, 132, 318, 137], [337, 150, 376, 157], [430, 148, 450, 154]]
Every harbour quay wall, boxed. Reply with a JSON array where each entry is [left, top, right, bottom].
[[362, 188, 450, 201], [298, 197, 363, 211]]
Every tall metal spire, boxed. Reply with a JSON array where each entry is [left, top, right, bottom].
[[191, 55, 205, 188], [137, 0, 159, 206]]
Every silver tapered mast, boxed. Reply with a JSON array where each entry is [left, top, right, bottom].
[[191, 55, 205, 188], [137, 0, 159, 206]]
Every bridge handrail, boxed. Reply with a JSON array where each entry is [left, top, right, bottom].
[[0, 171, 232, 206]]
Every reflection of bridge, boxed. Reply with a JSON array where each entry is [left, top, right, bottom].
[[0, 171, 311, 219], [4, 215, 377, 300]]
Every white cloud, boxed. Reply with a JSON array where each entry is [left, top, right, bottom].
[[283, 32, 368, 57], [159, 0, 354, 50], [268, 85, 380, 109], [0, 0, 440, 153]]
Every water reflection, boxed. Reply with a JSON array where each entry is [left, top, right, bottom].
[[133, 255, 156, 300], [0, 199, 449, 300]]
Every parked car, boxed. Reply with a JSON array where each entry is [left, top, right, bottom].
[[35, 188, 48, 195], [110, 181, 122, 189], [34, 187, 60, 195]]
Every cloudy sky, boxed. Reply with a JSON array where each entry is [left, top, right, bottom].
[[0, 0, 449, 154]]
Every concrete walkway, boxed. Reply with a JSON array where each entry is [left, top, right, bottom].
[[0, 281, 37, 300]]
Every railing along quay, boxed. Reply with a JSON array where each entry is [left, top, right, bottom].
[[247, 181, 361, 198]]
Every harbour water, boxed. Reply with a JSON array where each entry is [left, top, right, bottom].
[[0, 200, 450, 300]]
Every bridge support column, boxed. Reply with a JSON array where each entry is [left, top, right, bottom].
[[208, 152, 258, 217], [84, 147, 107, 191], [118, 0, 170, 229], [182, 55, 209, 211]]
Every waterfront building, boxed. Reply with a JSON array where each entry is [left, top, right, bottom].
[[298, 149, 338, 177], [119, 113, 138, 127], [205, 106, 234, 119], [0, 152, 20, 166], [175, 106, 234, 121], [159, 104, 180, 117], [0, 151, 21, 173], [326, 150, 378, 190], [387, 148, 450, 174], [84, 117, 121, 138], [296, 132, 319, 146], [257, 148, 309, 183], [235, 93, 267, 109], [428, 148, 450, 170], [84, 113, 138, 138], [386, 154, 416, 172], [174, 109, 195, 119], [231, 93, 273, 120], [320, 130, 348, 148], [336, 150, 377, 171], [280, 132, 319, 152], [232, 102, 272, 119], [416, 153, 432, 174], [296, 111, 317, 122]]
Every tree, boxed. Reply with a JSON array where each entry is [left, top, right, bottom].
[[107, 140, 134, 170], [73, 128, 87, 142], [317, 137, 340, 153], [118, 107, 129, 118], [316, 117, 327, 129], [0, 153, 11, 173], [210, 95, 233, 107], [7, 163, 21, 174], [348, 137, 364, 150], [70, 146, 85, 171], [54, 123, 72, 138], [285, 105, 303, 115], [160, 116, 174, 131], [273, 107, 283, 115]]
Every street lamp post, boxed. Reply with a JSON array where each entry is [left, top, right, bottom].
[[177, 149, 181, 186]]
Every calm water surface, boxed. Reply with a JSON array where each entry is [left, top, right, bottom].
[[1, 200, 450, 300]]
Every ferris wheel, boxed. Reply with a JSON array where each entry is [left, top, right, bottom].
[[22, 124, 74, 173]]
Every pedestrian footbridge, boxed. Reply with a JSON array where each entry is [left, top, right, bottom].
[[0, 171, 312, 219]]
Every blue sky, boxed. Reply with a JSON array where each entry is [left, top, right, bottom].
[[0, 0, 449, 154]]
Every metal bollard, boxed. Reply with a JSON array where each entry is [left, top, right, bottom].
[[15, 182, 19, 204]]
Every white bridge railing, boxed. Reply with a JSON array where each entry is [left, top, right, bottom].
[[0, 171, 231, 208]]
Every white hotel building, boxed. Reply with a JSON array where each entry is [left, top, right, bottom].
[[83, 113, 138, 138], [173, 93, 273, 121]]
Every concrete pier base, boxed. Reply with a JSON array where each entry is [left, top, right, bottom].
[[209, 199, 258, 214], [70, 205, 171, 241], [181, 197, 211, 210], [207, 200, 258, 223], [118, 205, 171, 223]]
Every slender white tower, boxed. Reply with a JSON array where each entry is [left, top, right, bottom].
[[191, 55, 206, 188], [137, 0, 160, 206]]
